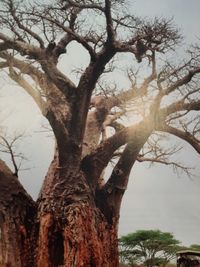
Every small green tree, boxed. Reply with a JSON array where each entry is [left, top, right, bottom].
[[189, 245, 200, 251], [120, 230, 181, 267]]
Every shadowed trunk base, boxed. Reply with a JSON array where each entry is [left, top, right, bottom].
[[36, 203, 119, 267], [0, 160, 120, 267], [0, 160, 36, 267]]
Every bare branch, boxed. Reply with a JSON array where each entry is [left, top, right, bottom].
[[5, 0, 44, 48], [157, 124, 200, 154], [0, 32, 43, 59], [0, 133, 26, 177], [61, 0, 105, 12], [164, 67, 200, 95], [104, 141, 145, 193], [137, 155, 193, 177], [162, 99, 200, 118], [81, 117, 153, 186], [40, 60, 77, 95], [104, 0, 115, 43], [8, 66, 47, 115], [27, 12, 96, 61]]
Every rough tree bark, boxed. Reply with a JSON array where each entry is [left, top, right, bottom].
[[0, 160, 36, 267], [37, 164, 120, 267], [0, 116, 152, 267]]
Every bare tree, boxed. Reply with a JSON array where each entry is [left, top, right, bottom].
[[0, 0, 200, 266], [0, 131, 27, 177]]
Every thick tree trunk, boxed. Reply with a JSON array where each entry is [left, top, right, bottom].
[[36, 202, 119, 267], [0, 158, 120, 267], [0, 118, 151, 267], [36, 158, 120, 267]]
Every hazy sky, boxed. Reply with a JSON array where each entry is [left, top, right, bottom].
[[0, 0, 200, 247], [119, 0, 200, 246]]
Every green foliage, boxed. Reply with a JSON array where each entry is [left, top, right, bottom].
[[119, 230, 181, 267], [190, 244, 200, 251]]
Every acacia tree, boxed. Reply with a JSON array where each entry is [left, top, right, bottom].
[[119, 230, 180, 267], [0, 0, 200, 266], [190, 245, 200, 251]]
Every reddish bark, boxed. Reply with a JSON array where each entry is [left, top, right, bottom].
[[36, 204, 118, 267], [0, 116, 151, 267], [0, 160, 36, 267], [0, 158, 120, 267], [35, 159, 120, 267]]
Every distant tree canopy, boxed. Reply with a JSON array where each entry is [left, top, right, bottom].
[[119, 230, 181, 267], [189, 245, 200, 251]]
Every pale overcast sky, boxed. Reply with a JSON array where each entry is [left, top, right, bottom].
[[119, 0, 200, 246], [0, 0, 200, 246]]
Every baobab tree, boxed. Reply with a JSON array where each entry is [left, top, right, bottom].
[[0, 0, 200, 266]]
